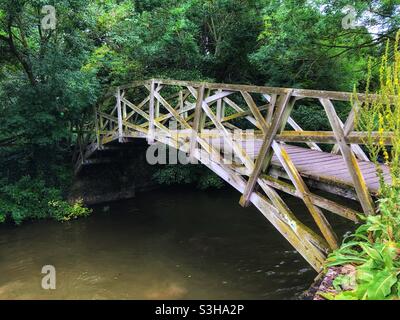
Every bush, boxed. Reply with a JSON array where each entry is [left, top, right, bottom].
[[322, 188, 400, 300], [0, 176, 91, 225]]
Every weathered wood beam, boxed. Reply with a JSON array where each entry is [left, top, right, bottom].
[[241, 91, 269, 133], [275, 131, 393, 145], [216, 89, 223, 121], [154, 91, 191, 129], [200, 97, 254, 170], [116, 87, 124, 143], [263, 94, 277, 125], [150, 78, 383, 102], [148, 80, 155, 144]]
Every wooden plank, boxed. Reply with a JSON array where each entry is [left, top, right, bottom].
[[286, 152, 335, 163], [148, 80, 155, 144], [274, 156, 334, 167], [275, 131, 393, 145], [179, 90, 186, 127], [116, 87, 124, 142], [320, 98, 375, 215], [239, 91, 293, 207]]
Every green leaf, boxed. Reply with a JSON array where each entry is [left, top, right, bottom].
[[367, 270, 397, 300], [359, 243, 383, 262]]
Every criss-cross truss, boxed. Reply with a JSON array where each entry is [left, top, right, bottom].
[[75, 79, 393, 271]]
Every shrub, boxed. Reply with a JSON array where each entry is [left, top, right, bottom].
[[0, 176, 91, 225]]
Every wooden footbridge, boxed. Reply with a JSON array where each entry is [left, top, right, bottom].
[[75, 79, 393, 272]]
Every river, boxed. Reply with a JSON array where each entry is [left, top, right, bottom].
[[0, 186, 356, 299]]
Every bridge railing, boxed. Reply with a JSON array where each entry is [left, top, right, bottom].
[[95, 79, 391, 209]]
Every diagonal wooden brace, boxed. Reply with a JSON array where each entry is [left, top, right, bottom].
[[239, 90, 293, 207]]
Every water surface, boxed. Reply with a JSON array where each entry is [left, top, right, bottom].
[[0, 187, 355, 299]]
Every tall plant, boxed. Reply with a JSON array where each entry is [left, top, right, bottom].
[[354, 32, 400, 193]]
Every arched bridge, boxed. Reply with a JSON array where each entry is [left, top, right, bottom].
[[75, 79, 393, 272]]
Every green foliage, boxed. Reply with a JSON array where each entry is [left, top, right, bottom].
[[153, 165, 224, 190], [249, 0, 373, 90], [324, 189, 400, 300], [0, 176, 91, 225], [49, 199, 92, 222]]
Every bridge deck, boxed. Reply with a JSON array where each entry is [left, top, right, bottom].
[[214, 139, 390, 196], [270, 145, 390, 195]]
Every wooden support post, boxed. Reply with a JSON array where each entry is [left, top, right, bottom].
[[122, 91, 127, 120], [239, 91, 293, 207], [155, 97, 160, 118], [320, 98, 375, 216], [189, 84, 205, 163], [216, 89, 223, 121], [148, 80, 156, 144], [116, 87, 124, 143]]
